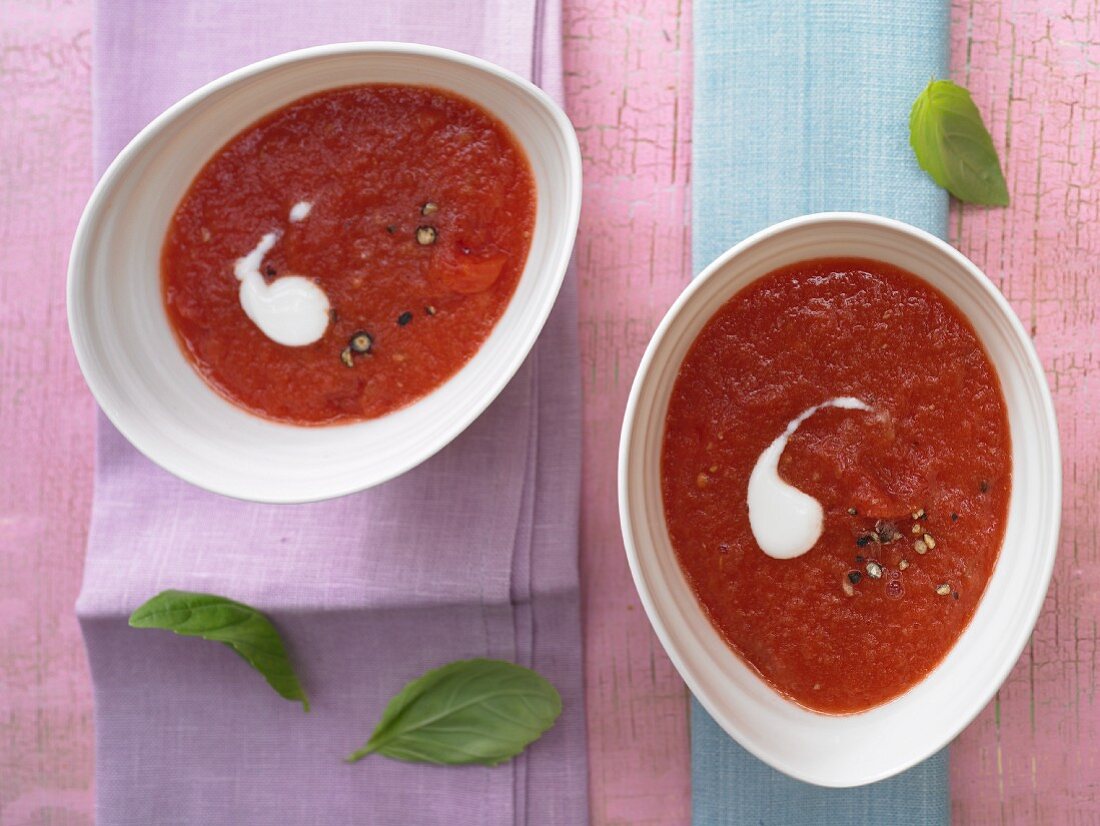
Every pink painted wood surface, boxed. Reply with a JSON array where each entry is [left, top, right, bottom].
[[565, 1, 694, 822], [0, 1, 96, 824], [0, 1, 1097, 824], [946, 1, 1100, 822]]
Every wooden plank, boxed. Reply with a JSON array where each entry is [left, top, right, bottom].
[[0, 1, 96, 824], [948, 0, 1100, 822], [566, 0, 694, 821]]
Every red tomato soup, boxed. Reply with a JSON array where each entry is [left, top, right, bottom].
[[162, 84, 535, 425], [661, 258, 1011, 713]]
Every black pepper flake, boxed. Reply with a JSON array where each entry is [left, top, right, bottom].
[[951, 512, 959, 521], [855, 554, 865, 564], [265, 265, 277, 277], [875, 520, 900, 543], [856, 535, 873, 548], [953, 591, 960, 600], [397, 311, 413, 326], [980, 480, 990, 493], [386, 225, 397, 234], [847, 571, 862, 585]]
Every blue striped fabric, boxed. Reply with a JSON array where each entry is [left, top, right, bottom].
[[691, 1, 952, 823]]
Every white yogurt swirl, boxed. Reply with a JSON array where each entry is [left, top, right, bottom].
[[234, 232, 330, 347], [747, 397, 871, 559], [288, 201, 312, 222]]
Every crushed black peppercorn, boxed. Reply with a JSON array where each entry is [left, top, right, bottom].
[[875, 520, 901, 543]]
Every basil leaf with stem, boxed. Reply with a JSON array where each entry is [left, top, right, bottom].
[[348, 658, 561, 766], [129, 590, 309, 711], [909, 78, 1009, 206]]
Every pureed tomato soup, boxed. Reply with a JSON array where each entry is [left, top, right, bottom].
[[163, 85, 535, 424], [661, 258, 1011, 713]]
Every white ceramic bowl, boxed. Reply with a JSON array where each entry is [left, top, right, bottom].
[[68, 42, 581, 503], [619, 212, 1060, 787]]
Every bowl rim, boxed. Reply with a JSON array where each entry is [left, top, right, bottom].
[[618, 210, 1062, 786], [67, 41, 582, 503]]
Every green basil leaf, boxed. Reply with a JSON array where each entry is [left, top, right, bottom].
[[909, 78, 1009, 206], [129, 590, 309, 712], [348, 658, 561, 765]]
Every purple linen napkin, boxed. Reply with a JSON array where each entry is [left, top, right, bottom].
[[76, 3, 587, 824]]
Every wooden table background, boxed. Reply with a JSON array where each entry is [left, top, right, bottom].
[[1, 0, 1096, 823]]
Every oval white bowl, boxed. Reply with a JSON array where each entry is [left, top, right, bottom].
[[618, 212, 1060, 787], [68, 42, 581, 503]]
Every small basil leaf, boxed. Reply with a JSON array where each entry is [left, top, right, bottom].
[[909, 78, 1009, 206], [348, 658, 561, 766], [129, 590, 309, 712]]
